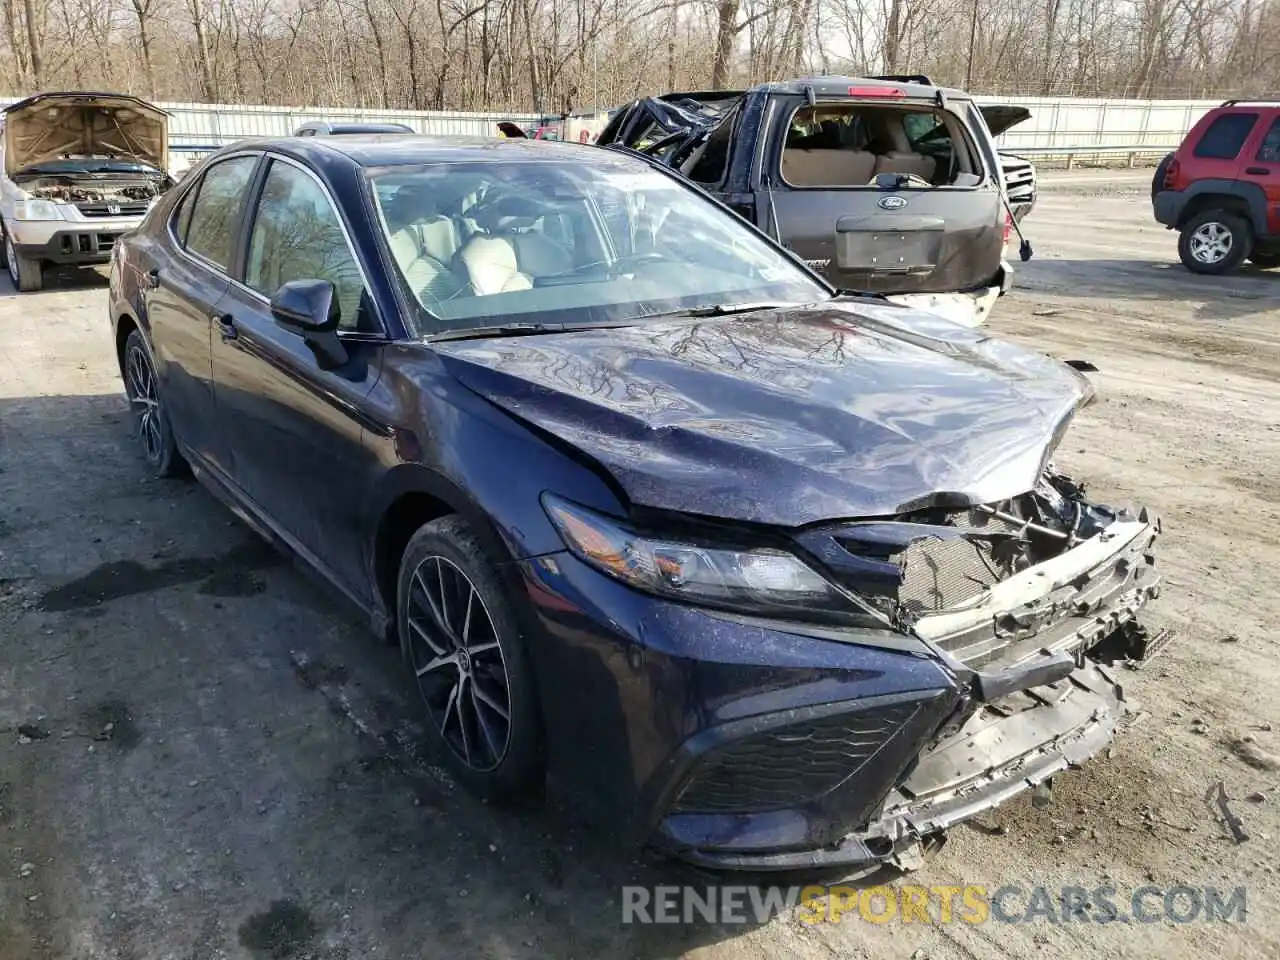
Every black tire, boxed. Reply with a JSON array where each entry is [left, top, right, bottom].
[[397, 515, 543, 799], [1248, 251, 1280, 269], [1151, 153, 1173, 202], [122, 329, 187, 477], [1178, 209, 1252, 275], [4, 232, 43, 292]]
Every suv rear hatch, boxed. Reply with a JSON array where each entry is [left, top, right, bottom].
[[596, 84, 1010, 322], [767, 89, 1004, 297]]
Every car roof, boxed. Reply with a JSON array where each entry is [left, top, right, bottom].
[[225, 134, 622, 168], [753, 75, 969, 100]]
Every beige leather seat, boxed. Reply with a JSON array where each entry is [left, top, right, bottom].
[[388, 228, 468, 306], [457, 235, 533, 294], [415, 215, 461, 264], [782, 149, 876, 186], [873, 151, 937, 181], [512, 233, 573, 277]]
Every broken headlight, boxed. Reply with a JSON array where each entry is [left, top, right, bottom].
[[543, 494, 860, 621]]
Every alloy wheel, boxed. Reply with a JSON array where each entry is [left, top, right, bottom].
[[1189, 221, 1233, 265], [125, 342, 163, 464], [405, 555, 512, 772], [5, 236, 16, 286]]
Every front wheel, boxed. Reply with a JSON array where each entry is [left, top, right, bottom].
[[1178, 209, 1252, 275], [122, 329, 186, 477], [397, 515, 544, 799], [4, 233, 43, 292]]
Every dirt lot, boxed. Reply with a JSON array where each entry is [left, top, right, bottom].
[[1, 169, 1278, 959]]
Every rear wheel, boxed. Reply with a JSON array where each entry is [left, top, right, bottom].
[[397, 515, 543, 799], [1178, 209, 1252, 275], [4, 233, 43, 292], [123, 329, 186, 477]]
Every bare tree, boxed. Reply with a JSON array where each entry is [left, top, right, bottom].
[[1, 0, 1276, 113]]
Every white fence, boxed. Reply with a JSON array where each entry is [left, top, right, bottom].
[[562, 95, 1224, 156], [1, 92, 1227, 169], [970, 95, 1220, 154]]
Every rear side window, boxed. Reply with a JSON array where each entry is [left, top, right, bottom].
[[1193, 113, 1258, 160], [184, 156, 258, 270], [1256, 118, 1280, 163], [170, 189, 195, 244]]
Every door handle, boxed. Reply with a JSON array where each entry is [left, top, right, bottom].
[[1245, 167, 1271, 176], [212, 313, 238, 341]]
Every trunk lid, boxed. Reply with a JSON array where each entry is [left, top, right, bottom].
[[3, 91, 168, 177]]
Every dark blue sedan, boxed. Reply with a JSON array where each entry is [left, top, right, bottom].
[[108, 134, 1163, 871]]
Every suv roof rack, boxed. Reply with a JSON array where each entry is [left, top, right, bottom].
[[871, 74, 935, 86], [1220, 98, 1280, 107]]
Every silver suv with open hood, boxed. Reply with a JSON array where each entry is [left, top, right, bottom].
[[1, 91, 172, 291]]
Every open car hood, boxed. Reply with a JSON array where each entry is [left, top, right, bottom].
[[436, 300, 1094, 527], [3, 91, 168, 176], [979, 104, 1032, 139]]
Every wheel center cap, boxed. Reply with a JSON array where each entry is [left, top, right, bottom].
[[457, 652, 471, 674]]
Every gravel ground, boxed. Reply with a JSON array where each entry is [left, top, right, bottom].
[[1, 169, 1277, 959]]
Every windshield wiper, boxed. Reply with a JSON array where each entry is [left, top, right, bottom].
[[644, 301, 797, 320], [427, 320, 637, 343]]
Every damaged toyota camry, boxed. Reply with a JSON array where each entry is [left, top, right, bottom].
[[109, 134, 1164, 872]]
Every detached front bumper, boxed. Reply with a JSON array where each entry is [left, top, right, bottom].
[[517, 508, 1162, 873]]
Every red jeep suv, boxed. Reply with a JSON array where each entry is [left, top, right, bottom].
[[1153, 99, 1280, 274]]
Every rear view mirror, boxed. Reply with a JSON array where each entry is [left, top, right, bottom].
[[270, 279, 348, 369]]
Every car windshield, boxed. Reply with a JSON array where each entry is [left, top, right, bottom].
[[367, 156, 828, 333]]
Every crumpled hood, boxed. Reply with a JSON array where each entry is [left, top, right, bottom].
[[436, 300, 1094, 527], [3, 92, 168, 176]]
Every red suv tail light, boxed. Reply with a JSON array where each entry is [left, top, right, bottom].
[[1164, 157, 1180, 190]]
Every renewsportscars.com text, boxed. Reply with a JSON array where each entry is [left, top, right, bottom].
[[621, 884, 1248, 926]]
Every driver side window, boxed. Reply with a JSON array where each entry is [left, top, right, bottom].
[[245, 160, 370, 332]]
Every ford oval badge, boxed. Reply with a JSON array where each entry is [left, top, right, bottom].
[[878, 195, 908, 211]]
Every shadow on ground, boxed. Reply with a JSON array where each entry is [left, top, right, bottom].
[[0, 264, 109, 299], [1, 393, 892, 960]]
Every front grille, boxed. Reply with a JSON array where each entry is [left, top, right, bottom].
[[673, 702, 918, 813], [76, 201, 148, 218], [58, 233, 118, 255]]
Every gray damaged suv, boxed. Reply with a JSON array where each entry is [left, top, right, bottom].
[[593, 76, 1034, 327]]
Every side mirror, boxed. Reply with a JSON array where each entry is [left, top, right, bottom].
[[270, 279, 348, 369], [271, 278, 339, 332]]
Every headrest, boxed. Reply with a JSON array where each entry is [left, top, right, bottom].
[[470, 193, 546, 230]]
